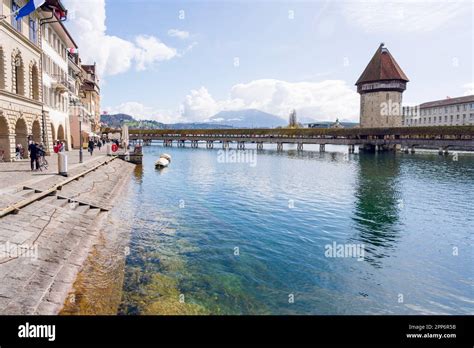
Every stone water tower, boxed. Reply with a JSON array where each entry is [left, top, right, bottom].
[[356, 43, 409, 128]]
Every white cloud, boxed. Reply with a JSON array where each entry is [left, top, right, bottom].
[[167, 29, 190, 40], [179, 79, 359, 122], [104, 102, 178, 124], [64, 0, 177, 77], [341, 0, 470, 33], [134, 35, 177, 71], [180, 87, 219, 121], [108, 79, 359, 124], [463, 83, 474, 96]]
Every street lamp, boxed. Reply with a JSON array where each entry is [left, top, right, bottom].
[[79, 110, 83, 163]]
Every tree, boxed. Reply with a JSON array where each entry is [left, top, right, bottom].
[[288, 109, 298, 128]]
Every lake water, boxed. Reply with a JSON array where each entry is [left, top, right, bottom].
[[118, 144, 474, 315]]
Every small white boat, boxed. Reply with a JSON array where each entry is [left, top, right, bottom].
[[155, 157, 170, 168], [160, 153, 171, 162]]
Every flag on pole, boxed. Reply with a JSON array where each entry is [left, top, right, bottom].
[[15, 0, 46, 20]]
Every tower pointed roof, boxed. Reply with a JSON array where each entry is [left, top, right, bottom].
[[356, 43, 409, 85]]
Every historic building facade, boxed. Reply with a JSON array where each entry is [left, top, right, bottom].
[[0, 0, 44, 161], [68, 52, 95, 149], [402, 95, 474, 127], [81, 64, 100, 133], [356, 43, 409, 128], [40, 4, 76, 150], [0, 0, 100, 161]]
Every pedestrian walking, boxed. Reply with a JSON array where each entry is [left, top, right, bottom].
[[28, 142, 40, 171], [88, 139, 94, 156], [15, 144, 22, 159], [97, 140, 102, 151]]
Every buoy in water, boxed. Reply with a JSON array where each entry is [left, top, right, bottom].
[[160, 153, 171, 162], [155, 157, 169, 168]]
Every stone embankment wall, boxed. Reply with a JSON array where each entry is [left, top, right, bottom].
[[0, 157, 135, 314]]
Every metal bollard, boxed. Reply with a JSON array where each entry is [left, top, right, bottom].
[[58, 152, 68, 176]]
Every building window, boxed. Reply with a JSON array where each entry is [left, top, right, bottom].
[[12, 53, 24, 95], [31, 64, 40, 101], [29, 17, 37, 44], [439, 116, 442, 123], [470, 103, 474, 110], [11, 1, 22, 32]]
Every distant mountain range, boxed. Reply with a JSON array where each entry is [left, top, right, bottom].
[[208, 109, 287, 128], [101, 114, 232, 130], [101, 109, 358, 129]]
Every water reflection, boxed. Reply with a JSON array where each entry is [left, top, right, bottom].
[[352, 152, 402, 267], [133, 164, 144, 184]]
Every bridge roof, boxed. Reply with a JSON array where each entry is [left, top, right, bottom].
[[356, 44, 409, 85]]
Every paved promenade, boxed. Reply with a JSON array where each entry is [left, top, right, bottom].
[[0, 149, 106, 191], [0, 151, 135, 314]]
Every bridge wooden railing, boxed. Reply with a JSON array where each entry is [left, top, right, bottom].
[[117, 126, 474, 140]]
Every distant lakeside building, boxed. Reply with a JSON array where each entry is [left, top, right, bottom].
[[402, 95, 474, 127]]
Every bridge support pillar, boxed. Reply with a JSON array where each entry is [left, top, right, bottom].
[[277, 143, 283, 152], [348, 145, 355, 153], [297, 143, 303, 151], [443, 148, 449, 156], [319, 144, 325, 152], [206, 141, 214, 149], [222, 141, 229, 149], [438, 147, 444, 155], [257, 142, 263, 150], [191, 140, 198, 148], [410, 146, 415, 154], [237, 142, 245, 150]]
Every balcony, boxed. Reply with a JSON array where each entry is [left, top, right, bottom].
[[51, 74, 69, 93]]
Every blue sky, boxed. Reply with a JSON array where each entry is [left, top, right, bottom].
[[64, 0, 473, 122]]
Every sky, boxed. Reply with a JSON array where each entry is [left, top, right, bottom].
[[62, 0, 474, 123]]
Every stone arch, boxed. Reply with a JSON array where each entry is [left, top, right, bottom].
[[14, 117, 28, 158], [57, 124, 65, 141], [30, 62, 40, 101], [50, 122, 56, 142], [0, 46, 5, 90], [0, 114, 10, 161], [32, 119, 41, 143], [12, 49, 25, 96]]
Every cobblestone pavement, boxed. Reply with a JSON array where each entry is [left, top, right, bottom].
[[0, 156, 135, 314]]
